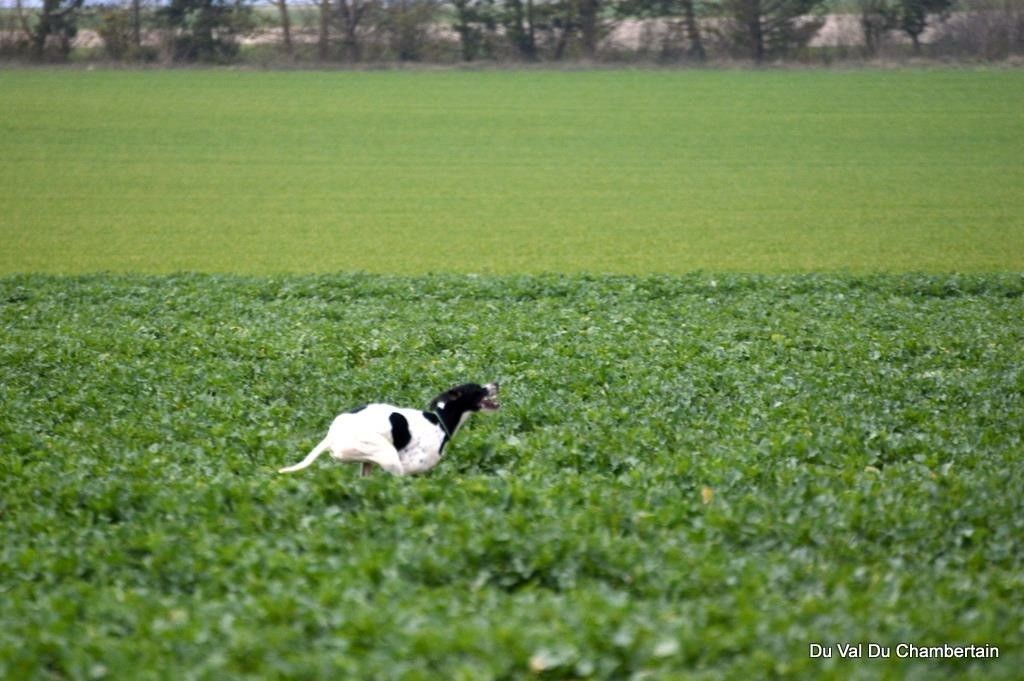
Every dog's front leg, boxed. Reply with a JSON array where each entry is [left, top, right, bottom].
[[360, 462, 374, 477]]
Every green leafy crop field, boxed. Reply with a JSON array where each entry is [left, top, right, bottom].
[[2, 274, 1023, 679], [3, 68, 1023, 679], [2, 68, 1024, 274]]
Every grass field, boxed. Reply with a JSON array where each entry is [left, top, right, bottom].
[[2, 273, 1023, 679], [2, 68, 1024, 274], [2, 67, 1024, 680]]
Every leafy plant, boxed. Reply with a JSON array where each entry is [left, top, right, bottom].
[[1, 273, 1022, 679]]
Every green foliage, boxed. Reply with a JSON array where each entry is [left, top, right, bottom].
[[157, 0, 253, 62], [2, 69, 1024, 276], [451, 0, 500, 61], [2, 273, 1022, 679], [857, 0, 956, 53], [381, 0, 442, 61], [95, 6, 136, 61], [26, 0, 86, 61], [896, 0, 955, 48]]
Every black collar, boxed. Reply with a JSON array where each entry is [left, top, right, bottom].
[[432, 409, 453, 439]]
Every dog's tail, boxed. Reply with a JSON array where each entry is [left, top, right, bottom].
[[278, 438, 330, 474]]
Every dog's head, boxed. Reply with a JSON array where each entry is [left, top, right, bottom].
[[429, 382, 501, 415]]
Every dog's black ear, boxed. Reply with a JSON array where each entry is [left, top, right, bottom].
[[428, 387, 455, 410]]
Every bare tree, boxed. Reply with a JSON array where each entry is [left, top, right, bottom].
[[504, 0, 538, 59], [933, 0, 1024, 60], [318, 0, 330, 59], [131, 0, 142, 51], [719, 0, 826, 63], [579, 0, 600, 57], [615, 0, 706, 61], [338, 0, 374, 61], [681, 0, 704, 59], [859, 0, 897, 55], [271, 0, 294, 56]]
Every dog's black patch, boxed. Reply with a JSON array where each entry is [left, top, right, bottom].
[[389, 412, 411, 451]]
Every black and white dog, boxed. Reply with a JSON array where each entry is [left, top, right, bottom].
[[278, 382, 500, 476]]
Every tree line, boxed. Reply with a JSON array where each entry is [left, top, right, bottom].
[[2, 0, 1022, 65]]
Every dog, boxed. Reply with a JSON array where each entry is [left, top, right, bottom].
[[278, 382, 500, 476]]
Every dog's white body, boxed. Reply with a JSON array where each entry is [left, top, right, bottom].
[[278, 382, 499, 477], [280, 404, 445, 476]]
